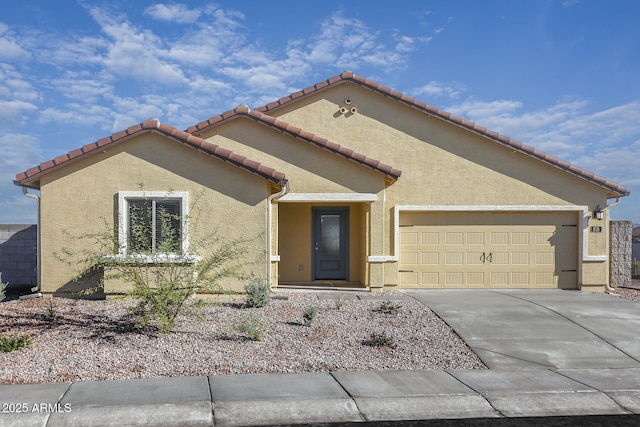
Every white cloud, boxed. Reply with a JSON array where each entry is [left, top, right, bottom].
[[0, 23, 31, 60], [144, 4, 202, 24], [87, 6, 187, 86], [0, 100, 37, 125], [306, 12, 411, 72], [411, 81, 466, 99], [52, 76, 114, 103]]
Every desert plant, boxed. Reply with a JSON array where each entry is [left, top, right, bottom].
[[332, 293, 346, 310], [302, 306, 318, 326], [45, 299, 57, 319], [233, 313, 269, 341], [0, 334, 33, 352], [0, 278, 6, 302], [363, 331, 397, 349], [244, 279, 271, 308], [56, 188, 256, 333], [376, 300, 401, 316]]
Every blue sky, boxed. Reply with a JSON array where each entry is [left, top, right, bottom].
[[1, 0, 639, 223]]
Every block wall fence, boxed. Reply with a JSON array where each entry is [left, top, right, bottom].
[[0, 224, 37, 288]]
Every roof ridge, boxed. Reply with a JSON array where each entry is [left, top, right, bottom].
[[15, 119, 287, 186], [252, 72, 629, 198], [186, 105, 402, 181]]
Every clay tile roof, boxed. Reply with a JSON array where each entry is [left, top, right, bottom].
[[254, 72, 629, 198], [15, 119, 286, 188], [187, 107, 402, 181]]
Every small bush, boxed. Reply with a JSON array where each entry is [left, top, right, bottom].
[[363, 331, 397, 349], [233, 313, 269, 341], [46, 299, 57, 319], [244, 280, 271, 308], [0, 335, 33, 352], [633, 259, 640, 278], [302, 306, 318, 326], [376, 300, 401, 316], [332, 293, 346, 310]]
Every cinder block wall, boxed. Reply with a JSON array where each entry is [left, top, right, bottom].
[[0, 224, 37, 288], [609, 220, 632, 288]]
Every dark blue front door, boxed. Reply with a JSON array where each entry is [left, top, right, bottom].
[[312, 207, 349, 280]]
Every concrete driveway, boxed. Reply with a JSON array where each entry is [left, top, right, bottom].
[[403, 289, 640, 369]]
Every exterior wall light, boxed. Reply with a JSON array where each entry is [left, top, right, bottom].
[[594, 205, 604, 220]]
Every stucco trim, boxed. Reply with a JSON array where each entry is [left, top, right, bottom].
[[278, 193, 377, 202], [117, 191, 190, 258], [392, 205, 606, 263]]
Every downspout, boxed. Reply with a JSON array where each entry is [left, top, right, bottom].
[[266, 179, 289, 288], [20, 186, 43, 299], [603, 197, 621, 294]]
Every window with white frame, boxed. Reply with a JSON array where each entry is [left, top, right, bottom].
[[118, 191, 189, 257]]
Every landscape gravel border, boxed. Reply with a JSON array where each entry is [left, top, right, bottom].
[[0, 291, 486, 384]]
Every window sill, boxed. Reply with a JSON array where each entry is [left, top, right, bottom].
[[105, 253, 201, 264]]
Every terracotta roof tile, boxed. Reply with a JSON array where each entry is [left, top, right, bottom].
[[253, 72, 628, 197], [188, 106, 401, 181], [15, 119, 287, 187]]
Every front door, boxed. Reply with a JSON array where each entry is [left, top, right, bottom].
[[312, 207, 349, 280]]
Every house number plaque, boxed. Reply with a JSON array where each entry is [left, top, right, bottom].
[[590, 226, 603, 233]]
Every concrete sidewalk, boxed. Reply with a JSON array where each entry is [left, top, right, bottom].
[[1, 368, 639, 426]]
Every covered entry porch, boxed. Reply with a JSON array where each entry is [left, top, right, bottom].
[[273, 195, 377, 289]]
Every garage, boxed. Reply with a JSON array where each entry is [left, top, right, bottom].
[[399, 211, 579, 289]]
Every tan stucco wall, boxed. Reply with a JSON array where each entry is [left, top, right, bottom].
[[265, 83, 612, 290], [38, 133, 269, 295]]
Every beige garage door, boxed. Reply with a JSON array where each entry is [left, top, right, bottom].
[[399, 211, 578, 289]]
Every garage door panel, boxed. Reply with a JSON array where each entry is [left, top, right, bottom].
[[421, 252, 439, 265], [445, 252, 464, 265], [467, 272, 485, 285], [491, 252, 509, 265], [467, 252, 484, 265], [398, 211, 578, 289], [421, 232, 438, 245], [445, 232, 464, 245]]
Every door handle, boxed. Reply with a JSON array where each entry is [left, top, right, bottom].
[[487, 252, 493, 263], [480, 252, 486, 263]]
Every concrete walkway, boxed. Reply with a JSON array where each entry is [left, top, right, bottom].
[[1, 289, 639, 426]]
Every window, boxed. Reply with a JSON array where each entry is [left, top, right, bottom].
[[118, 191, 189, 258]]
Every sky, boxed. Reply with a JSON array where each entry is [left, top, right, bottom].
[[1, 0, 639, 224]]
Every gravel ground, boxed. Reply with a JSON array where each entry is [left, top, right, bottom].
[[2, 287, 638, 385], [0, 291, 486, 385]]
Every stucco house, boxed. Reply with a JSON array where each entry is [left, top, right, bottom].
[[15, 72, 629, 295]]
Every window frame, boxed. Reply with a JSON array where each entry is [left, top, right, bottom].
[[117, 191, 191, 262]]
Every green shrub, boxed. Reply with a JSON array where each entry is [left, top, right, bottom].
[[233, 313, 269, 341], [332, 293, 345, 310], [363, 331, 397, 349], [302, 306, 318, 326], [0, 335, 33, 352], [376, 300, 401, 316], [244, 280, 270, 308], [0, 280, 6, 302], [56, 188, 255, 334]]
